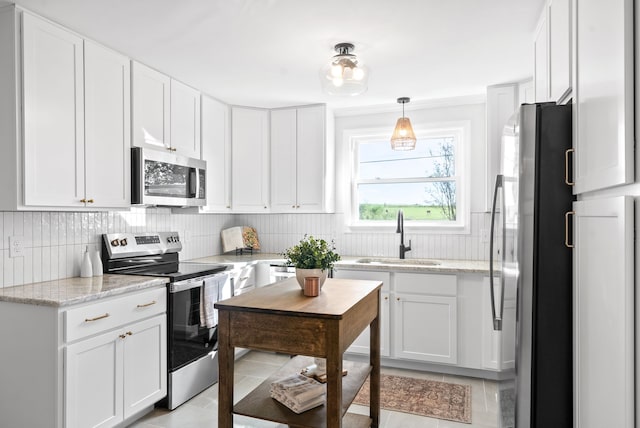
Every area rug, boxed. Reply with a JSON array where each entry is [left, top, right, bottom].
[[352, 374, 472, 424]]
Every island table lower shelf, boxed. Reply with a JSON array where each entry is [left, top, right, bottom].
[[234, 356, 372, 428]]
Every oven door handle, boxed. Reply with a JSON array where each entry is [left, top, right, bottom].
[[170, 273, 229, 293]]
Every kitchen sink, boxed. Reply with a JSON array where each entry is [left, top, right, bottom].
[[353, 258, 441, 266]]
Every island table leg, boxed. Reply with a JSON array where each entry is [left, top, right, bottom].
[[370, 292, 381, 427], [218, 310, 234, 428], [326, 321, 343, 428]]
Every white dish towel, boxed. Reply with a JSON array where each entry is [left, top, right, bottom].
[[199, 274, 228, 328]]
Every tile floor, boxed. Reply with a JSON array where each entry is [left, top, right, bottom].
[[130, 351, 499, 428]]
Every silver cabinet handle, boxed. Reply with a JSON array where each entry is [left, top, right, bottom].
[[489, 175, 504, 331]]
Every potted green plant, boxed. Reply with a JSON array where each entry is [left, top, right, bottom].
[[282, 235, 341, 290]]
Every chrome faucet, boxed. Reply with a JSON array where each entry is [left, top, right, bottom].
[[396, 209, 411, 259]]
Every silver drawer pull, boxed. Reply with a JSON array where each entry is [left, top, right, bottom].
[[136, 300, 157, 308], [240, 277, 250, 280], [85, 313, 109, 322]]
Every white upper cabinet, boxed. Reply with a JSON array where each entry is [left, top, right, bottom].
[[573, 196, 634, 428], [548, 0, 571, 102], [231, 106, 270, 212], [131, 61, 171, 151], [270, 105, 334, 213], [170, 79, 201, 158], [84, 40, 131, 208], [270, 108, 297, 212], [22, 12, 85, 207], [534, 0, 571, 103], [533, 12, 548, 102], [573, 0, 634, 194], [201, 95, 231, 212], [132, 62, 201, 158]]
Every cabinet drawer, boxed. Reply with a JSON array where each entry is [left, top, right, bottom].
[[333, 269, 390, 291], [395, 272, 457, 296], [65, 287, 166, 343]]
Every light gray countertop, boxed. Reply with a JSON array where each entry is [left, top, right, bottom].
[[0, 275, 168, 307], [0, 254, 488, 308], [190, 253, 489, 274]]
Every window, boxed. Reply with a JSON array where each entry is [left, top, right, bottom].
[[350, 125, 468, 230]]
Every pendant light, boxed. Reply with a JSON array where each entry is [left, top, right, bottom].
[[390, 97, 417, 150], [321, 42, 368, 96]]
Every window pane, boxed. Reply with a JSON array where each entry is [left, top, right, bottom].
[[359, 137, 456, 180], [358, 182, 456, 221]]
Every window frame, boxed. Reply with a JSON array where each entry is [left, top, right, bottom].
[[346, 121, 471, 233]]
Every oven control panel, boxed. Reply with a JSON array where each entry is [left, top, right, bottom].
[[103, 231, 182, 259]]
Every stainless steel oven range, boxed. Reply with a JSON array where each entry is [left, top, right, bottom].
[[102, 232, 229, 410]]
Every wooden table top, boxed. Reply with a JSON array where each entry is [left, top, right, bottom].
[[214, 278, 382, 319]]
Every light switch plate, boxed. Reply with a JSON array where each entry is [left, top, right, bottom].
[[9, 236, 24, 258]]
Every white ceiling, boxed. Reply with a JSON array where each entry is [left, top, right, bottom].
[[8, 0, 545, 110]]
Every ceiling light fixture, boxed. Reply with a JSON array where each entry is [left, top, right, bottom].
[[321, 42, 368, 96], [390, 97, 417, 150]]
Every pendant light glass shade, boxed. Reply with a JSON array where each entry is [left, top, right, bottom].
[[321, 42, 368, 96], [390, 97, 417, 150]]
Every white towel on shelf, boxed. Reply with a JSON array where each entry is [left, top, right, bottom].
[[199, 274, 227, 328]]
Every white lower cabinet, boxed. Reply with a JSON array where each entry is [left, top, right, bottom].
[[332, 269, 390, 356], [65, 290, 167, 428], [393, 273, 457, 364], [65, 328, 123, 428], [333, 268, 513, 372]]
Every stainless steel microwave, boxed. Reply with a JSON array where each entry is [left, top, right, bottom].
[[131, 147, 206, 207]]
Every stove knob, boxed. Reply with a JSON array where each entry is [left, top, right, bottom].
[[111, 239, 120, 247], [120, 238, 128, 246], [175, 236, 180, 242]]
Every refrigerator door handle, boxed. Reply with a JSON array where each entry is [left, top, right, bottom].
[[489, 174, 504, 331]]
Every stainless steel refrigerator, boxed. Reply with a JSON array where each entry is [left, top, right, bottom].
[[489, 102, 573, 427]]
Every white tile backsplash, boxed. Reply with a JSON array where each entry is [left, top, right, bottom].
[[0, 209, 489, 288]]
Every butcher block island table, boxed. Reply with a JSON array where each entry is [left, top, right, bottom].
[[215, 277, 382, 428]]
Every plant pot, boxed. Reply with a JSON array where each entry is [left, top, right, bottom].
[[295, 268, 327, 290]]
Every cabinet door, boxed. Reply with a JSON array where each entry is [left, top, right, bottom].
[[548, 0, 571, 102], [123, 315, 167, 419], [573, 196, 633, 428], [65, 330, 123, 428], [573, 0, 634, 193], [201, 95, 231, 211], [346, 292, 390, 357], [84, 40, 131, 208], [231, 107, 269, 212], [533, 13, 548, 102], [333, 268, 390, 356], [270, 108, 297, 212], [170, 80, 201, 158], [131, 61, 171, 151], [394, 293, 457, 364], [295, 106, 326, 211], [22, 13, 85, 207]]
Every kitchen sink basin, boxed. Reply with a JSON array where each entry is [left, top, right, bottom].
[[353, 258, 441, 266]]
